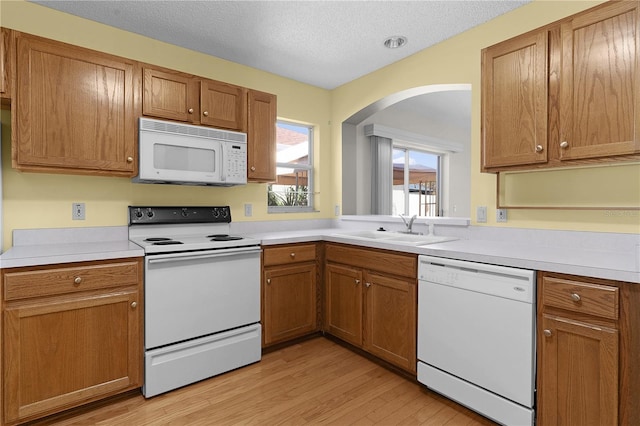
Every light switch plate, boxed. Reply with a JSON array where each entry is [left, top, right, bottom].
[[72, 202, 85, 220], [476, 206, 487, 223], [496, 208, 508, 222], [244, 203, 252, 217]]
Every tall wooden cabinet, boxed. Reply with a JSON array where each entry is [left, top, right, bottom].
[[262, 243, 318, 347], [482, 1, 640, 172], [13, 32, 138, 177], [537, 272, 640, 426], [325, 243, 417, 374], [0, 28, 11, 100], [1, 258, 143, 425], [247, 89, 277, 182]]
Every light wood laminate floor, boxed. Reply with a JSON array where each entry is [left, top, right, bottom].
[[32, 337, 497, 425]]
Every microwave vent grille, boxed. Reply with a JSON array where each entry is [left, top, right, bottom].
[[139, 118, 247, 143]]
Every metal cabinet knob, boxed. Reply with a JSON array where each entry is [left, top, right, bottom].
[[74, 276, 82, 285], [126, 156, 133, 163], [535, 145, 543, 153], [560, 141, 569, 149], [290, 253, 296, 258], [203, 111, 209, 117], [355, 279, 360, 285], [188, 108, 194, 114], [250, 166, 256, 171], [543, 329, 552, 337], [365, 282, 371, 288], [267, 278, 271, 285], [131, 301, 137, 308], [570, 293, 581, 302]]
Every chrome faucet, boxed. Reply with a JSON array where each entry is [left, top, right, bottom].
[[400, 214, 418, 234]]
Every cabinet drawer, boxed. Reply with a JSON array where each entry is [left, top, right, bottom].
[[3, 260, 141, 301], [325, 243, 417, 279], [542, 276, 618, 320], [263, 244, 316, 266]]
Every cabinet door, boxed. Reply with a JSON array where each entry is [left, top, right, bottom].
[[3, 289, 141, 423], [200, 79, 246, 130], [0, 28, 10, 98], [143, 67, 199, 122], [247, 89, 277, 182], [364, 272, 416, 373], [263, 263, 317, 346], [538, 314, 618, 426], [559, 1, 640, 160], [15, 34, 137, 176], [482, 30, 548, 169], [325, 263, 363, 346]]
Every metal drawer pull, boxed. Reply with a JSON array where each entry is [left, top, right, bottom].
[[188, 108, 194, 114], [131, 301, 137, 308], [543, 329, 552, 337], [570, 293, 581, 302], [535, 145, 543, 152], [560, 141, 569, 149], [365, 282, 371, 288], [267, 278, 271, 285], [355, 279, 360, 285], [290, 253, 296, 258], [74, 276, 82, 285]]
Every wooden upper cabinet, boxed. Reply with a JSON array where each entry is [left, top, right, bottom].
[[142, 66, 246, 131], [143, 67, 199, 123], [482, 30, 549, 170], [14, 33, 138, 177], [247, 89, 277, 182], [200, 80, 246, 131], [559, 1, 640, 161], [1, 27, 11, 99], [481, 1, 640, 172]]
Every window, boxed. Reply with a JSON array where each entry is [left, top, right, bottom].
[[268, 121, 314, 212], [392, 147, 440, 217]]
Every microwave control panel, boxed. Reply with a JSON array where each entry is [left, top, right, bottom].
[[224, 143, 247, 184]]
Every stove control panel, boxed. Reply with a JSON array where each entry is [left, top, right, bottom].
[[129, 206, 232, 224]]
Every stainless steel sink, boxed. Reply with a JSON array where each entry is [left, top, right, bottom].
[[333, 230, 457, 246]]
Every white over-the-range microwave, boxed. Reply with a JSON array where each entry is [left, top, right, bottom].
[[133, 117, 248, 186]]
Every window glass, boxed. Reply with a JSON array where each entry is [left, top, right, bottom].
[[268, 121, 314, 212], [392, 148, 440, 216]]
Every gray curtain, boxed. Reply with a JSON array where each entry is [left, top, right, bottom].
[[370, 135, 393, 214]]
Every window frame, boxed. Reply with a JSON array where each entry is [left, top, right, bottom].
[[267, 120, 315, 214], [392, 145, 442, 217]]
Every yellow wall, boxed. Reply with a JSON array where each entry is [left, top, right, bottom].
[[0, 0, 333, 250], [1, 0, 639, 251], [331, 0, 640, 234]]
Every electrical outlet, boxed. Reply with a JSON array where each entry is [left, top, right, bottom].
[[476, 206, 487, 223], [496, 208, 508, 223], [244, 203, 252, 217], [72, 202, 85, 220], [334, 204, 340, 216]]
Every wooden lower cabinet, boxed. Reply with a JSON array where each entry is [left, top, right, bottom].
[[262, 244, 318, 347], [537, 272, 640, 426], [325, 243, 417, 374], [1, 258, 143, 425]]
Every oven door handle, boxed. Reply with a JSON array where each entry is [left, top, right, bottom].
[[147, 247, 262, 264]]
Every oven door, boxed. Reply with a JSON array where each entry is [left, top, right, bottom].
[[138, 129, 223, 184], [144, 246, 261, 349]]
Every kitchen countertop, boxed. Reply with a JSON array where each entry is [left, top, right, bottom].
[[1, 225, 637, 283], [254, 228, 640, 284]]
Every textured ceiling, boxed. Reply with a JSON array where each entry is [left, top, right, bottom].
[[31, 0, 531, 90]]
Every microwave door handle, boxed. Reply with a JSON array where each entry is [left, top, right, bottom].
[[220, 145, 226, 182]]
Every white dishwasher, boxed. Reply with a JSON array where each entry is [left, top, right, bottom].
[[417, 255, 536, 426]]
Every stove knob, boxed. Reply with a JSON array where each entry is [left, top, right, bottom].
[[221, 209, 228, 218], [135, 209, 143, 219], [181, 208, 189, 217], [146, 209, 154, 218], [212, 208, 220, 218]]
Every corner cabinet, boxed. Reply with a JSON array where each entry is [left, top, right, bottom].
[[325, 243, 417, 374], [537, 272, 640, 426], [1, 258, 143, 425], [262, 243, 318, 347], [482, 1, 640, 172], [13, 32, 139, 177]]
